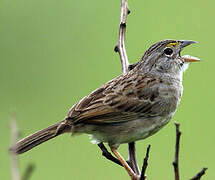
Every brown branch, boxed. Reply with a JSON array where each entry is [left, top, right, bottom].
[[127, 142, 140, 175], [140, 145, 151, 180], [173, 122, 181, 180], [101, 0, 208, 179], [116, 0, 143, 176], [115, 0, 143, 176], [114, 0, 130, 74], [190, 168, 208, 180]]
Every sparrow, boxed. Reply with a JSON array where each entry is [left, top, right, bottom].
[[9, 39, 200, 179]]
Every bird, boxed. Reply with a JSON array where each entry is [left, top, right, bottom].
[[9, 39, 199, 179]]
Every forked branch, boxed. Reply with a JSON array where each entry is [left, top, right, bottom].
[[172, 123, 207, 180], [100, 0, 208, 179]]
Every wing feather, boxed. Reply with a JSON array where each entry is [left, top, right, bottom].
[[67, 73, 161, 125]]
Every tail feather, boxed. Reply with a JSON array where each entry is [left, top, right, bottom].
[[9, 121, 71, 154]]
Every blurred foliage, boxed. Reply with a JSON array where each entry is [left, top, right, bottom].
[[1, 0, 214, 179]]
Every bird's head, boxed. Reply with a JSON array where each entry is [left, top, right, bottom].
[[140, 40, 200, 78]]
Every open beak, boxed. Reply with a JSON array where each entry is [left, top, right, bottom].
[[179, 40, 200, 62], [182, 55, 200, 62]]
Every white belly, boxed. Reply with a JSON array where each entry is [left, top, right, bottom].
[[88, 113, 174, 147]]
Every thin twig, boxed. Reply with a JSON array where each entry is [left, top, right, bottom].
[[9, 114, 35, 180], [10, 116, 21, 180], [98, 143, 123, 166], [115, 0, 142, 176], [173, 122, 181, 180], [140, 145, 151, 180], [190, 168, 208, 180], [128, 142, 140, 175], [114, 0, 130, 74]]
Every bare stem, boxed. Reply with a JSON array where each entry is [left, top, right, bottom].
[[173, 122, 181, 180], [114, 0, 130, 74], [128, 142, 140, 175], [190, 168, 208, 180], [115, 0, 142, 177], [10, 115, 21, 180], [140, 145, 151, 180]]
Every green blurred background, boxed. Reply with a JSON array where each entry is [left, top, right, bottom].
[[1, 0, 214, 179]]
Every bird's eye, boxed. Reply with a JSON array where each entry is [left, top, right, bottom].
[[164, 48, 173, 56]]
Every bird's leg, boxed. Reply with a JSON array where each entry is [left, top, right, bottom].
[[98, 142, 137, 169], [98, 143, 123, 166], [111, 147, 139, 180]]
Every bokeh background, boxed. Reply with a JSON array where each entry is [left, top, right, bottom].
[[1, 0, 214, 179]]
